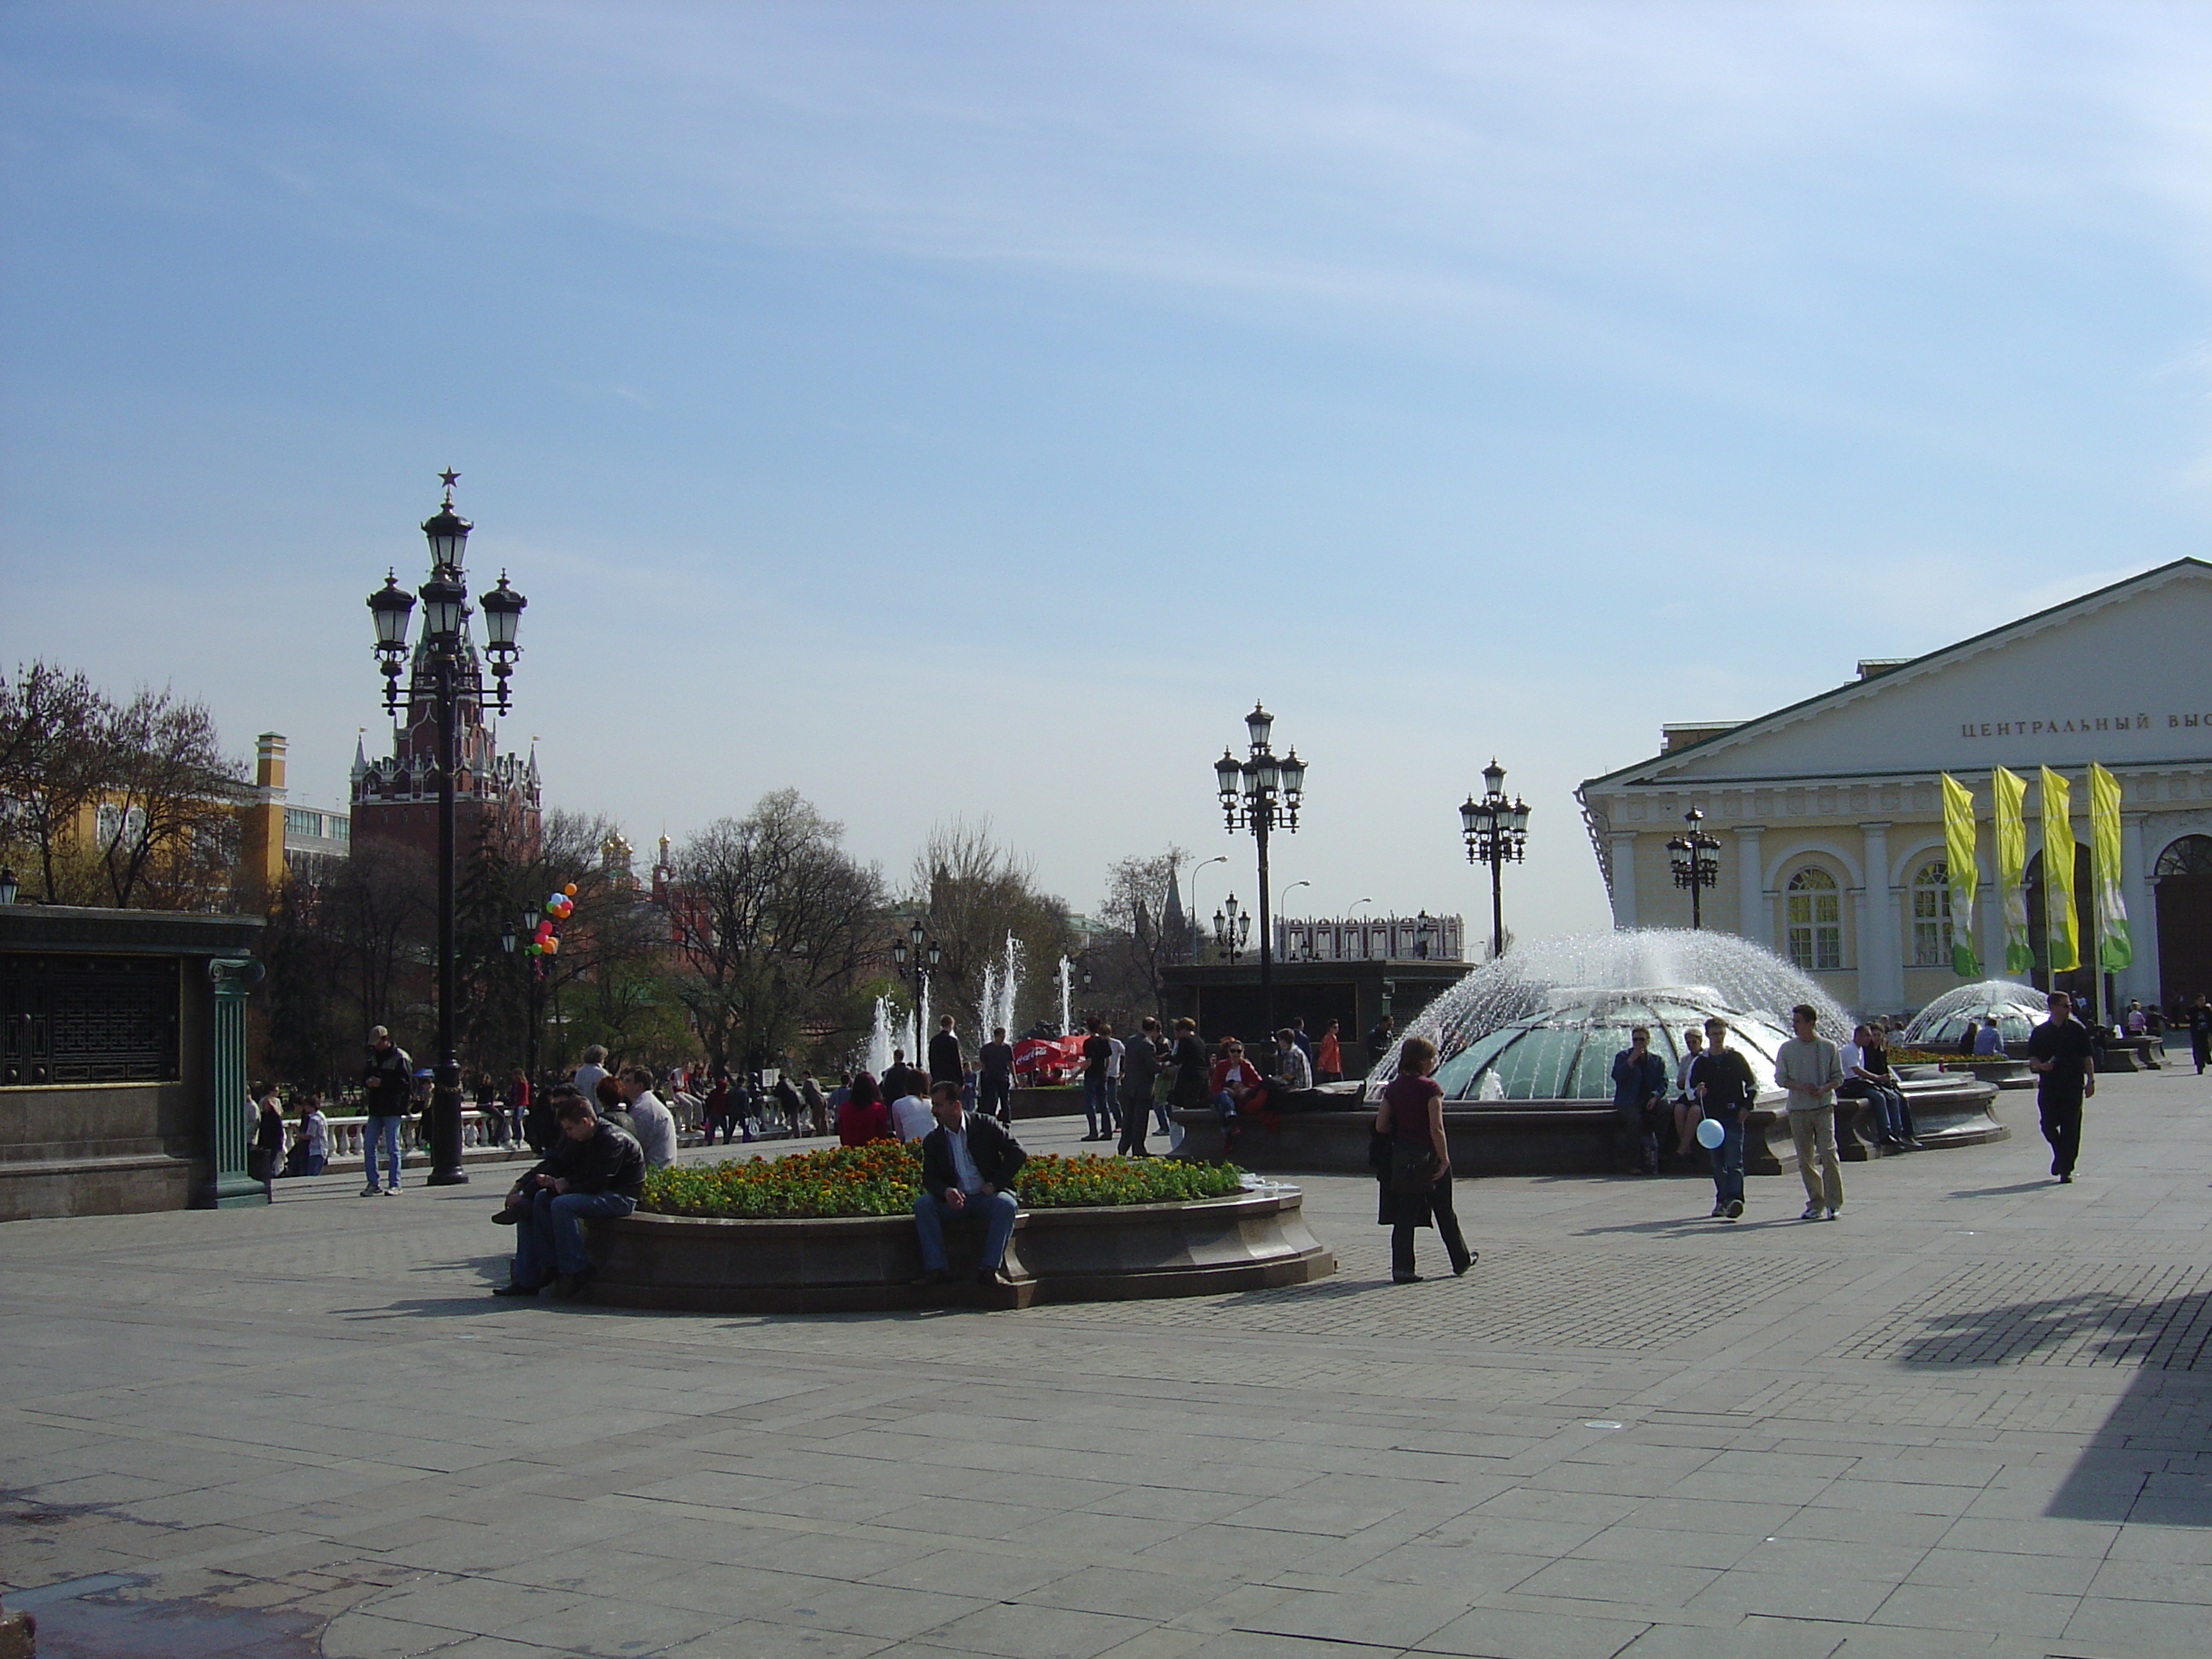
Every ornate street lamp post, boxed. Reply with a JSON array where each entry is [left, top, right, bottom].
[[365, 472, 525, 1185], [890, 919, 940, 1052], [1212, 894, 1252, 963], [1667, 806, 1721, 929], [1214, 704, 1305, 1038], [1459, 758, 1530, 962]]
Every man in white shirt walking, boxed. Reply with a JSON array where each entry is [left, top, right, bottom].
[[614, 1065, 678, 1169], [1776, 1004, 1845, 1220]]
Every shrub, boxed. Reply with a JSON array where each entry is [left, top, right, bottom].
[[641, 1141, 1244, 1220]]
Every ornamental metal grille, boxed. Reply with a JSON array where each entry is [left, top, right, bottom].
[[0, 953, 180, 1086]]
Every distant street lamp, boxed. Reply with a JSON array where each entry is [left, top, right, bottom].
[[1668, 807, 1721, 929], [365, 472, 525, 1185], [1214, 703, 1305, 1038], [0, 868, 17, 906], [1189, 854, 1228, 962], [500, 906, 550, 1091], [890, 918, 940, 1047], [1460, 758, 1530, 962], [1213, 894, 1253, 963]]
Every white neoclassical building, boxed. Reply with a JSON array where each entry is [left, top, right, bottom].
[[1577, 558, 2212, 1018]]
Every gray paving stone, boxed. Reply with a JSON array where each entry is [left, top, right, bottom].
[[1868, 1582, 2081, 1637], [1417, 1604, 1649, 1658]]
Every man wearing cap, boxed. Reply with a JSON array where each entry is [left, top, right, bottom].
[[359, 1026, 411, 1196]]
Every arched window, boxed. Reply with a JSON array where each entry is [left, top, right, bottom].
[[1912, 859, 1953, 967], [1786, 867, 1842, 971], [2155, 835, 2212, 879]]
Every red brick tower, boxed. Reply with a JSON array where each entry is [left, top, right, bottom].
[[349, 643, 541, 862]]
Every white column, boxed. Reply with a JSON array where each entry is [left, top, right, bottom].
[[1860, 822, 1900, 1012], [2122, 812, 2157, 1006], [1608, 831, 1639, 928], [1850, 885, 1871, 1015], [1736, 825, 1765, 947]]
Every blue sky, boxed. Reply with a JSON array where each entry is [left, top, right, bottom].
[[4, 2, 2209, 938]]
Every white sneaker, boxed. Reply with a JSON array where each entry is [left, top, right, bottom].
[[1801, 1202, 1823, 1221], [1825, 1206, 1842, 1220]]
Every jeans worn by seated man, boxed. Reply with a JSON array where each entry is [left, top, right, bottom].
[[911, 1082, 1028, 1289], [493, 1093, 644, 1301]]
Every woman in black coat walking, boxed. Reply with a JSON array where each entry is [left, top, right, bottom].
[[1372, 1035, 1473, 1284]]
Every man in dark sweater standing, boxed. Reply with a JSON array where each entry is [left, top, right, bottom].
[[492, 1092, 646, 1300], [2028, 987, 2097, 1184], [977, 1026, 1016, 1122], [359, 1026, 412, 1197], [928, 1014, 964, 1088], [1695, 1018, 1758, 1221], [911, 1081, 1027, 1287]]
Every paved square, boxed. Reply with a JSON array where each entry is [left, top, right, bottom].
[[6, 1068, 2212, 1658]]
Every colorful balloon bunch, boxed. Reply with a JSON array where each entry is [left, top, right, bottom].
[[521, 883, 581, 956]]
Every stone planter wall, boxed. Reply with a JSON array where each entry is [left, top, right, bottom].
[[582, 1187, 1334, 1314], [1171, 1074, 2005, 1179]]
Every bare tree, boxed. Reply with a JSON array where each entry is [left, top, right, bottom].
[[905, 818, 1074, 1039], [1095, 845, 1190, 1023], [92, 687, 245, 909], [0, 662, 109, 904], [671, 790, 887, 1076], [0, 666, 243, 910], [256, 839, 435, 1090]]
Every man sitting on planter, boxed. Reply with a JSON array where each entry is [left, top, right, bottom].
[[492, 1090, 645, 1301], [911, 1080, 1027, 1289]]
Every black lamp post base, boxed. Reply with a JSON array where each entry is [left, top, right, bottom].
[[428, 1167, 471, 1186]]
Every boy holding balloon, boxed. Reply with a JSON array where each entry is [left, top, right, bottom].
[[1694, 1017, 1759, 1222]]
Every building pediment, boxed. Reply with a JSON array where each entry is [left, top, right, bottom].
[[1585, 558, 2212, 791]]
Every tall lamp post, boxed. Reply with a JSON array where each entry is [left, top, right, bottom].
[[366, 472, 526, 1185], [1668, 807, 1721, 929], [1214, 703, 1305, 1039], [890, 919, 940, 1051], [1460, 759, 1530, 962]]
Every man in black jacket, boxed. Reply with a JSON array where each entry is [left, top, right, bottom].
[[928, 1015, 964, 1087], [493, 1091, 646, 1300], [911, 1081, 1027, 1287], [1118, 1017, 1167, 1157]]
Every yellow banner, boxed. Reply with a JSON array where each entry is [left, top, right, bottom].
[[1993, 765, 2031, 973], [2090, 761, 2132, 971], [1939, 774, 1981, 977], [2042, 765, 2078, 974]]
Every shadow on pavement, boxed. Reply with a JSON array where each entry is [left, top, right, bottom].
[[1881, 1285, 2212, 1525]]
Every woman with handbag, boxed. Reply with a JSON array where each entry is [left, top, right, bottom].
[[1373, 1035, 1472, 1284]]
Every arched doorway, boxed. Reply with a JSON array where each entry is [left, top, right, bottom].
[[2156, 835, 2212, 1012]]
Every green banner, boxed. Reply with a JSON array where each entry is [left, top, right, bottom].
[[1993, 765, 2031, 974], [2090, 761, 2132, 971], [1940, 773, 1981, 977], [2042, 765, 2078, 975]]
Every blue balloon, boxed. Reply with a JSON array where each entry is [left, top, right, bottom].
[[1695, 1117, 1726, 1150]]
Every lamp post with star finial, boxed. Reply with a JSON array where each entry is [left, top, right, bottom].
[[366, 471, 527, 1185]]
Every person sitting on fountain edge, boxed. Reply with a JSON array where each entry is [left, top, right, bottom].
[[492, 1089, 645, 1300], [911, 1080, 1027, 1289]]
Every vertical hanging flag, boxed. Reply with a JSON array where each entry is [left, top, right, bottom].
[[2089, 762, 2133, 971], [1940, 774, 1982, 977], [1992, 765, 2032, 974], [2041, 765, 2079, 975]]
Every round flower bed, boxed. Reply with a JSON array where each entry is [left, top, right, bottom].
[[641, 1142, 1246, 1220], [585, 1144, 1331, 1313]]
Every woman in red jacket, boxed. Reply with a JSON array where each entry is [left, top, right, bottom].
[[836, 1072, 893, 1145]]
